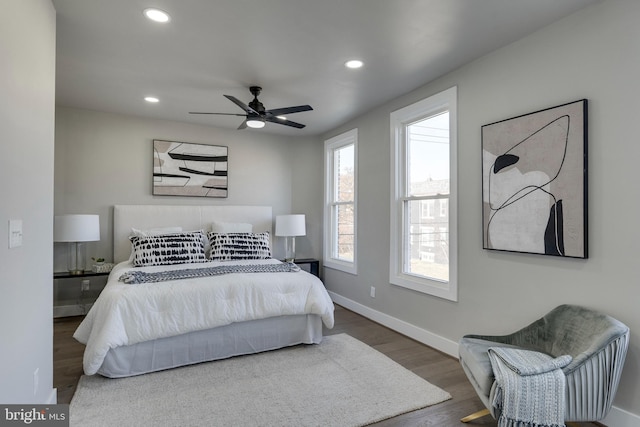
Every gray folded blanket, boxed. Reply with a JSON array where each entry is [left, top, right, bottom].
[[120, 262, 301, 284], [488, 347, 572, 427]]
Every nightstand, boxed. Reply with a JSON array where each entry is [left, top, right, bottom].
[[53, 271, 110, 279], [292, 258, 320, 278], [53, 271, 110, 318]]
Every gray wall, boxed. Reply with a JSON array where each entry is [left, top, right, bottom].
[[0, 0, 56, 403], [44, 0, 640, 421], [54, 107, 322, 268], [322, 0, 640, 421]]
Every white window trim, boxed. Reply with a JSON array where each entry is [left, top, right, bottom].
[[324, 128, 358, 275], [390, 86, 457, 301]]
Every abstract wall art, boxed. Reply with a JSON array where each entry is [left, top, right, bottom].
[[482, 99, 587, 258], [153, 140, 228, 198]]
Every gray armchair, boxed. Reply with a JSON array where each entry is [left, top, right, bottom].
[[458, 304, 629, 423]]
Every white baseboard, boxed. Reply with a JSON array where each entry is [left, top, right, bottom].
[[328, 291, 458, 357], [47, 388, 57, 404], [603, 406, 640, 427], [328, 291, 640, 427], [53, 303, 92, 318]]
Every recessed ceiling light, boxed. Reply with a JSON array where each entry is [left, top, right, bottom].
[[345, 59, 364, 69], [276, 115, 287, 121], [143, 8, 170, 23], [144, 96, 159, 103]]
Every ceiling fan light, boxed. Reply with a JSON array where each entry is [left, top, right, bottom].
[[345, 59, 364, 69], [144, 8, 171, 23], [246, 119, 265, 129]]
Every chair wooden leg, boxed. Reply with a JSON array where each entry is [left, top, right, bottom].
[[461, 408, 490, 423]]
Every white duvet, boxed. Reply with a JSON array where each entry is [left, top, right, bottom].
[[74, 259, 335, 375]]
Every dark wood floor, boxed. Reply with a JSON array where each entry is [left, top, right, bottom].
[[54, 305, 601, 426]]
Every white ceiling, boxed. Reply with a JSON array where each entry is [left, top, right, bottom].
[[52, 0, 599, 136]]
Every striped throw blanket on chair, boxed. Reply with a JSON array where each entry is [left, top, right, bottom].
[[488, 347, 572, 427]]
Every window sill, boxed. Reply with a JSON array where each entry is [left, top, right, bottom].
[[390, 273, 457, 301], [324, 259, 357, 276]]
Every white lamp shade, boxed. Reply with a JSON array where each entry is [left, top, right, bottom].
[[54, 214, 100, 242], [275, 214, 306, 237]]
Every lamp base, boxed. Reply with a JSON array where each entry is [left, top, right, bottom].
[[284, 236, 296, 263], [68, 241, 87, 276]]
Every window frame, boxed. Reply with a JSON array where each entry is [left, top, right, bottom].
[[390, 87, 457, 301], [324, 128, 358, 275]]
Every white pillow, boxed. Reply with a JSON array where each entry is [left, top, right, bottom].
[[131, 226, 183, 237], [210, 221, 253, 233]]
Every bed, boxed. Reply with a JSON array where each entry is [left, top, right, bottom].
[[73, 204, 334, 378]]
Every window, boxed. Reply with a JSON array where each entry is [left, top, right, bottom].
[[324, 129, 357, 274], [421, 200, 435, 219], [439, 199, 448, 217], [390, 87, 457, 301]]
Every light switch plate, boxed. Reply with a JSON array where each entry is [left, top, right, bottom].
[[9, 219, 23, 248]]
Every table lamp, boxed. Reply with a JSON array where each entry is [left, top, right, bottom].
[[54, 214, 100, 275], [275, 214, 306, 262]]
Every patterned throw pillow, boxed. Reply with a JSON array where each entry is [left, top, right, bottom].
[[208, 231, 271, 261], [130, 231, 207, 267], [128, 227, 184, 261]]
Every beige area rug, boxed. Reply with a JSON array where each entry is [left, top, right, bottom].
[[70, 333, 451, 426]]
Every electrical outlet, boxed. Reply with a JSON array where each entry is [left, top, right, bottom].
[[81, 279, 90, 291], [9, 219, 23, 248], [370, 286, 376, 298]]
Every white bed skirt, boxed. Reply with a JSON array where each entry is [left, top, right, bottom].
[[98, 314, 323, 378]]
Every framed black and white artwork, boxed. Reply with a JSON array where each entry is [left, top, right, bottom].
[[482, 99, 588, 258], [153, 140, 228, 198]]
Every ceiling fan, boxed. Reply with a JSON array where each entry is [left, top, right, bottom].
[[189, 86, 313, 129]]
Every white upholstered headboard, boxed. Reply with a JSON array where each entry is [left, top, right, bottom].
[[113, 205, 273, 263]]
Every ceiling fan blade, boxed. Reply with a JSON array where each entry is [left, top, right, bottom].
[[191, 88, 311, 130], [189, 112, 246, 116], [266, 116, 306, 129], [266, 105, 313, 116], [224, 95, 259, 115]]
